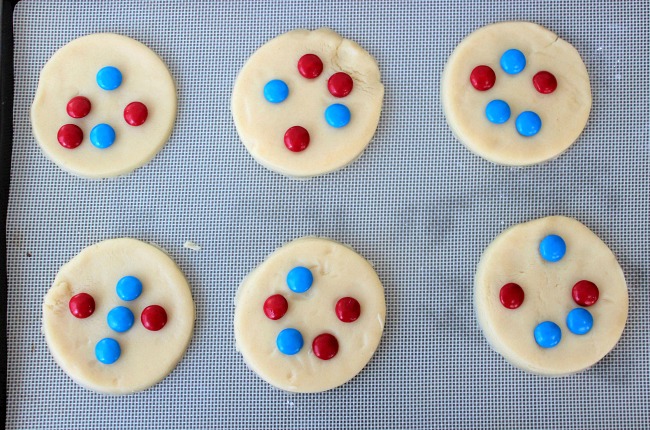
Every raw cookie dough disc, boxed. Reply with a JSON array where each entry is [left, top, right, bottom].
[[441, 22, 591, 165], [234, 237, 386, 392], [475, 216, 628, 376], [43, 238, 195, 395], [32, 33, 177, 178], [232, 28, 384, 178]]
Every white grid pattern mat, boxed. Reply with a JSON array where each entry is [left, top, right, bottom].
[[6, 1, 650, 429]]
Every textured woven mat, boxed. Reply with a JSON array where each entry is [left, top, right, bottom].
[[7, 1, 650, 429]]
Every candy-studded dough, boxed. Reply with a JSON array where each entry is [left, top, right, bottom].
[[441, 22, 591, 165], [232, 28, 384, 178], [475, 216, 628, 376], [234, 237, 386, 392], [32, 33, 177, 178], [43, 238, 195, 395]]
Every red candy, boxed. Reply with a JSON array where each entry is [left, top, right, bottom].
[[123, 102, 148, 126], [298, 54, 323, 79], [57, 124, 83, 149], [69, 293, 95, 319], [284, 126, 310, 152], [470, 65, 496, 91], [263, 294, 288, 320], [327, 72, 353, 98], [335, 297, 361, 323], [532, 71, 557, 94], [66, 96, 91, 118], [141, 305, 168, 331], [312, 333, 339, 360], [572, 280, 599, 307], [499, 283, 525, 309]]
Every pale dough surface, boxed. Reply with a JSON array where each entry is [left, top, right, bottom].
[[441, 22, 592, 166], [234, 237, 386, 392], [475, 216, 628, 376], [43, 238, 195, 395], [232, 28, 384, 178], [32, 33, 177, 179]]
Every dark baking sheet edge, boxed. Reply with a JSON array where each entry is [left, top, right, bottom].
[[1, 0, 19, 427]]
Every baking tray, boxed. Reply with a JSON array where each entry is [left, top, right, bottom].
[[5, 1, 650, 429]]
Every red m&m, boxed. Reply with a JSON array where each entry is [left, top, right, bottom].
[[298, 54, 323, 79], [69, 293, 95, 319], [66, 96, 91, 118], [327, 72, 353, 98], [141, 305, 168, 331], [470, 65, 496, 91], [572, 280, 599, 307], [312, 333, 339, 360], [57, 124, 84, 149], [335, 297, 361, 322], [532, 71, 557, 94], [284, 126, 310, 152], [263, 294, 288, 320], [124, 102, 148, 126], [499, 283, 525, 309]]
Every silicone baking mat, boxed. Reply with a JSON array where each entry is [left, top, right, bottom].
[[6, 0, 650, 428]]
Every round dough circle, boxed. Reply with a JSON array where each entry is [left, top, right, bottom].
[[32, 33, 177, 179], [234, 237, 386, 392], [475, 216, 628, 376], [232, 28, 384, 178], [441, 22, 591, 166], [43, 238, 195, 395]]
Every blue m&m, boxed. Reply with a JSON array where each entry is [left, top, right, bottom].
[[516, 111, 542, 137], [95, 338, 121, 364], [96, 66, 123, 90], [107, 306, 134, 333], [276, 328, 304, 355], [566, 308, 593, 335], [485, 100, 511, 124], [534, 321, 562, 348], [500, 49, 526, 75], [324, 103, 351, 128], [539, 234, 566, 262], [264, 79, 289, 103], [90, 123, 116, 149], [286, 266, 313, 293], [116, 276, 143, 301]]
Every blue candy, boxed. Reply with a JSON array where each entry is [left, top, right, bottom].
[[485, 100, 511, 124], [500, 49, 526, 75], [516, 111, 542, 137], [276, 328, 304, 355], [534, 321, 562, 348], [286, 266, 313, 293], [90, 123, 116, 149], [96, 66, 123, 90], [324, 103, 351, 128], [539, 234, 566, 262], [95, 338, 121, 364], [566, 308, 594, 335], [263, 79, 289, 103], [116, 276, 143, 301], [107, 306, 134, 333]]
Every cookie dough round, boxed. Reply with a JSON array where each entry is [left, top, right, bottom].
[[32, 33, 177, 179], [43, 238, 195, 395], [234, 237, 386, 392], [441, 22, 591, 165], [475, 216, 628, 376], [232, 28, 384, 178]]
